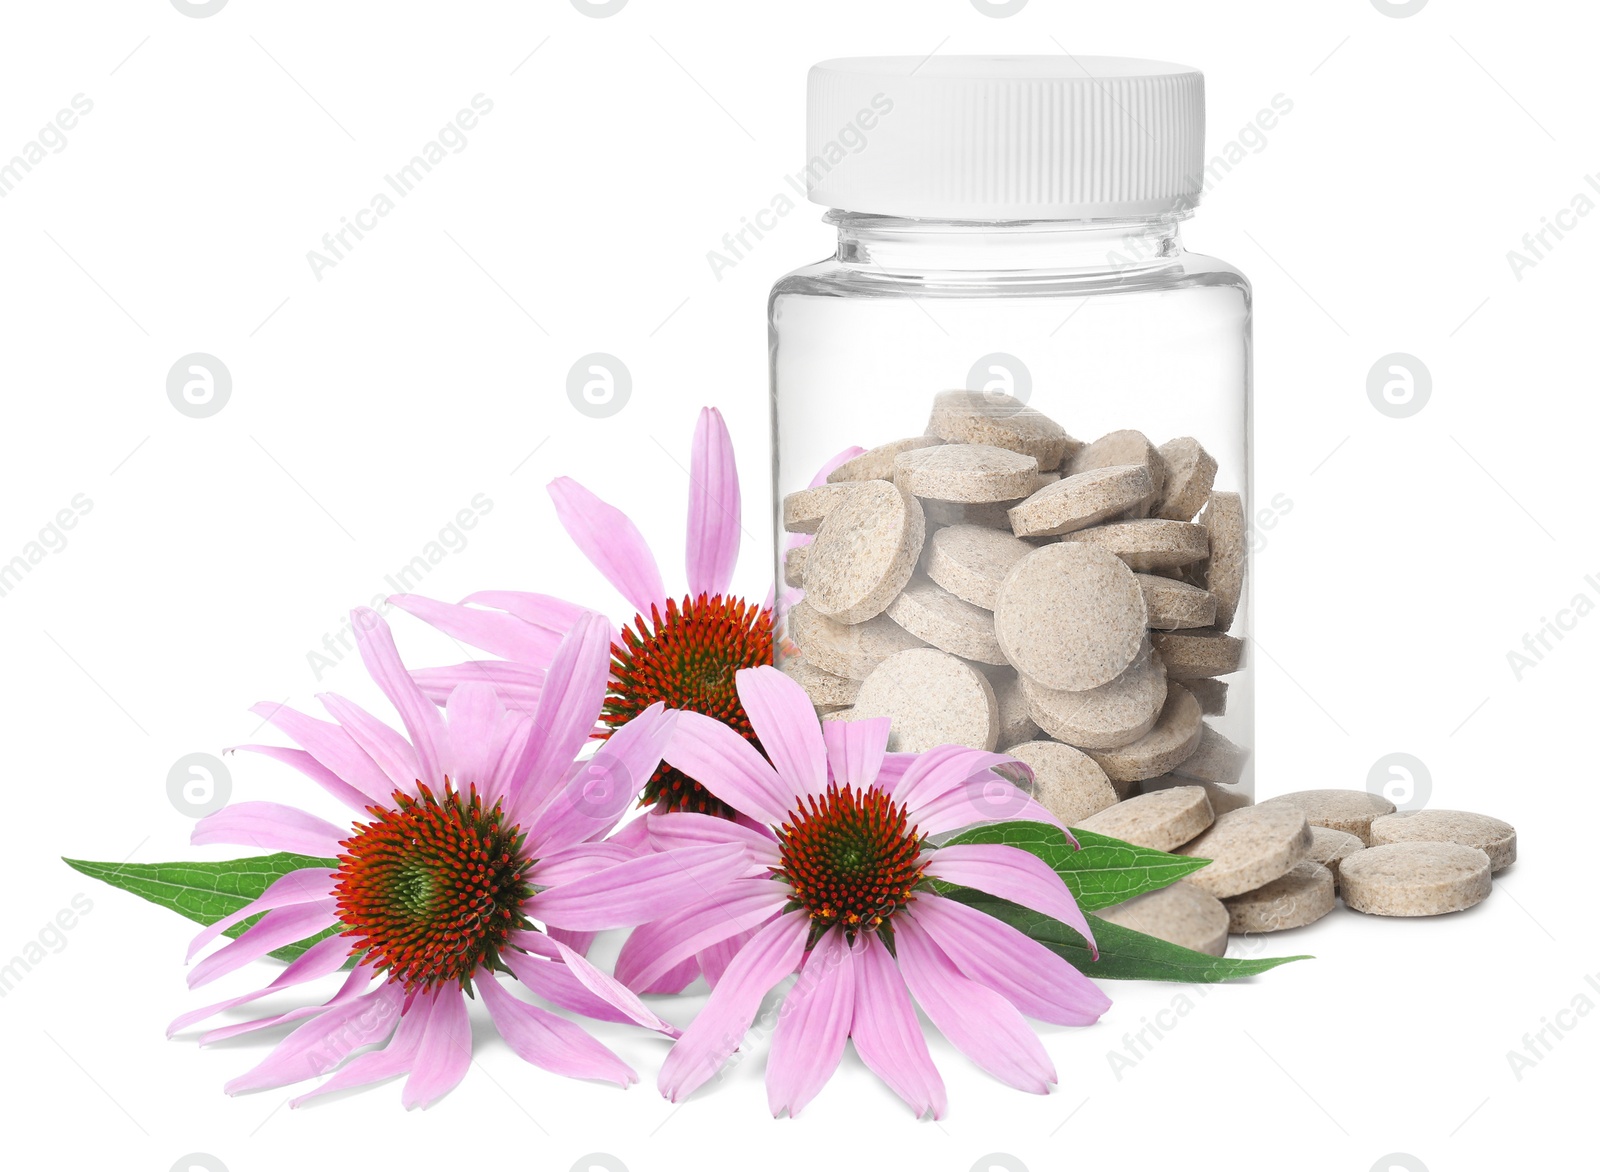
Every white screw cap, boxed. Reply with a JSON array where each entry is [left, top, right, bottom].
[[806, 55, 1206, 221]]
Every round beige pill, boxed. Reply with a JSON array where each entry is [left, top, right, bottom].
[[926, 388, 1075, 471], [1151, 628, 1246, 679], [1140, 774, 1252, 815], [1177, 805, 1313, 899], [1306, 826, 1364, 889], [895, 443, 1041, 504], [787, 600, 925, 681], [1184, 677, 1229, 716], [923, 497, 1026, 529], [1136, 574, 1218, 630], [995, 543, 1148, 692], [925, 524, 1035, 610], [1076, 784, 1215, 852], [1068, 429, 1166, 515], [885, 577, 1007, 665], [1195, 491, 1246, 631], [826, 436, 943, 484], [1062, 519, 1209, 572], [1152, 437, 1218, 522], [1367, 810, 1517, 873], [779, 654, 860, 710], [1021, 646, 1166, 751], [783, 543, 809, 589], [1255, 789, 1397, 845], [782, 483, 861, 534], [1002, 741, 1119, 826], [1087, 683, 1204, 784], [1172, 724, 1250, 787], [1339, 842, 1492, 917], [984, 668, 1040, 746], [805, 480, 925, 624], [1007, 465, 1155, 538], [852, 648, 999, 753], [1224, 861, 1335, 933], [1097, 882, 1230, 956]]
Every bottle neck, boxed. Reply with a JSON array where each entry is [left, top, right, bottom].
[[829, 211, 1187, 276]]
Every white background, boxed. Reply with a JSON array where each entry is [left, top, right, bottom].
[[0, 2, 1593, 1170]]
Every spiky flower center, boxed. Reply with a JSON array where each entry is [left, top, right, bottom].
[[603, 593, 772, 816], [774, 784, 928, 941], [333, 781, 533, 992]]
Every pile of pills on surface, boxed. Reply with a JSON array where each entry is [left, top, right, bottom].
[[1078, 786, 1518, 951], [781, 389, 1250, 812]]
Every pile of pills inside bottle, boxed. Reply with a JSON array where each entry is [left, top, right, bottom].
[[782, 388, 1247, 805]]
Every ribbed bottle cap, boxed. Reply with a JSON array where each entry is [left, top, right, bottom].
[[805, 55, 1205, 221]]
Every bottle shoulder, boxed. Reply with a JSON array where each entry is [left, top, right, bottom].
[[770, 248, 1251, 304]]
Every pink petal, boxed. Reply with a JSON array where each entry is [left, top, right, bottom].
[[911, 784, 1066, 837], [199, 962, 376, 1044], [185, 867, 335, 960], [822, 717, 891, 789], [504, 949, 646, 1028], [905, 896, 1109, 1025], [645, 810, 781, 870], [850, 932, 947, 1119], [351, 607, 445, 788], [766, 927, 855, 1118], [533, 843, 746, 932], [685, 406, 741, 599], [479, 975, 636, 1086], [402, 987, 472, 1109], [505, 612, 613, 826], [412, 661, 544, 709], [548, 937, 678, 1035], [388, 593, 567, 671], [893, 913, 1057, 1094], [224, 984, 403, 1095], [463, 590, 589, 632], [888, 745, 1020, 813], [549, 476, 667, 616], [246, 700, 392, 802], [925, 842, 1096, 958], [314, 693, 421, 794], [698, 925, 760, 989], [169, 933, 350, 1036], [546, 926, 596, 956], [531, 704, 677, 851], [192, 801, 348, 857], [736, 667, 827, 799], [663, 710, 795, 826], [642, 956, 701, 995], [657, 910, 809, 1102], [613, 877, 791, 993], [188, 900, 339, 989], [288, 985, 422, 1106], [529, 840, 636, 887], [227, 744, 372, 812], [605, 811, 653, 856]]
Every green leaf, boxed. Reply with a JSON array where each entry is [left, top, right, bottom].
[[940, 820, 1212, 911], [63, 853, 344, 963], [948, 890, 1310, 983]]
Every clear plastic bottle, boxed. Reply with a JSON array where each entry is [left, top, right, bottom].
[[771, 56, 1254, 805]]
